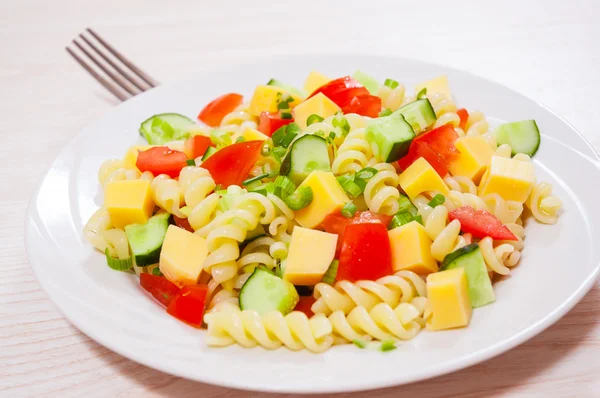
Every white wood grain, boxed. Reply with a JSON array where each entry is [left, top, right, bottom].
[[1, 0, 600, 396]]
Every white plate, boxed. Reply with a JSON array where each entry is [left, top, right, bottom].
[[25, 55, 600, 393]]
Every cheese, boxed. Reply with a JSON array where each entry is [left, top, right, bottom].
[[293, 93, 341, 129], [159, 225, 208, 286], [303, 71, 331, 94], [295, 171, 350, 228], [123, 145, 152, 170], [398, 157, 450, 200], [448, 136, 495, 183], [478, 156, 535, 202], [104, 179, 154, 229], [388, 221, 438, 274], [283, 227, 337, 285], [415, 75, 452, 98], [241, 127, 269, 141], [248, 85, 301, 116], [426, 267, 472, 331]]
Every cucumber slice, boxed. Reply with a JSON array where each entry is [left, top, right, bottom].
[[495, 119, 540, 156], [280, 134, 331, 185], [393, 99, 437, 133], [201, 146, 217, 160], [239, 267, 299, 315], [366, 113, 416, 162], [352, 70, 380, 95], [125, 213, 171, 267], [266, 79, 306, 98], [441, 243, 495, 308], [139, 113, 195, 145]]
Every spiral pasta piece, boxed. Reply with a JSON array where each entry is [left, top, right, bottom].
[[429, 93, 462, 134], [219, 102, 259, 135], [463, 110, 489, 137], [423, 205, 465, 262], [479, 236, 519, 275], [205, 309, 334, 353], [98, 159, 140, 188], [179, 166, 216, 210], [444, 175, 477, 194], [149, 174, 186, 218], [331, 126, 373, 175], [311, 270, 426, 316], [483, 193, 524, 225], [83, 207, 130, 259], [377, 84, 412, 111], [526, 182, 562, 224], [363, 162, 401, 215]]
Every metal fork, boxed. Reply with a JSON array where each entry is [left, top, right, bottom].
[[66, 28, 159, 102]]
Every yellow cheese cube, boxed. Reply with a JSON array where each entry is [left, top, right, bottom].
[[283, 227, 337, 285], [104, 180, 154, 229], [448, 137, 495, 184], [388, 221, 438, 275], [241, 127, 269, 141], [415, 75, 452, 98], [398, 157, 450, 200], [123, 145, 152, 170], [478, 156, 535, 202], [248, 85, 301, 116], [304, 71, 331, 94], [295, 171, 350, 228], [293, 93, 342, 129], [426, 267, 472, 331], [159, 225, 208, 286]]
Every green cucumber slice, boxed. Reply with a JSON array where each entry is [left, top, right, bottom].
[[393, 99, 437, 134], [280, 134, 331, 185], [352, 70, 380, 95], [139, 113, 195, 145], [239, 267, 299, 315], [125, 212, 171, 267], [366, 113, 415, 162], [495, 119, 541, 157]]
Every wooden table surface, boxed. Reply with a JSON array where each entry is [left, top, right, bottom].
[[2, 0, 600, 396]]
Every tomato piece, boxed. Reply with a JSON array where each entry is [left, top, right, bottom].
[[418, 124, 460, 162], [308, 76, 370, 108], [294, 296, 316, 318], [136, 146, 188, 178], [457, 108, 469, 131], [342, 95, 382, 118], [337, 223, 393, 282], [198, 93, 243, 127], [351, 211, 392, 226], [448, 206, 518, 241], [183, 135, 212, 159], [173, 215, 194, 232], [201, 140, 263, 187], [321, 211, 391, 257], [397, 141, 448, 176], [258, 112, 293, 137], [140, 273, 180, 307], [167, 285, 209, 328]]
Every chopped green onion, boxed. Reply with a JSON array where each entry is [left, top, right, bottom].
[[428, 194, 446, 208], [356, 167, 378, 181], [104, 249, 133, 271], [414, 215, 423, 225], [271, 126, 287, 147], [279, 132, 298, 148], [152, 267, 163, 276], [242, 173, 269, 186], [185, 159, 196, 166], [353, 339, 367, 349], [272, 123, 300, 148], [416, 87, 427, 99], [328, 131, 336, 141], [286, 123, 301, 135], [384, 78, 399, 89], [332, 114, 351, 136], [307, 114, 324, 126], [337, 175, 363, 198], [235, 136, 246, 143], [389, 211, 414, 229], [249, 182, 277, 196], [271, 146, 287, 162], [210, 130, 232, 148], [274, 175, 297, 195], [284, 186, 313, 210], [341, 202, 357, 218], [379, 108, 392, 117], [277, 100, 290, 110], [321, 260, 339, 285], [380, 340, 397, 352], [261, 142, 272, 156], [281, 112, 293, 120], [397, 194, 417, 215]]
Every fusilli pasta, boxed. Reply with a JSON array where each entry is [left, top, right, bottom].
[[97, 159, 139, 188], [423, 205, 466, 262], [377, 84, 412, 112], [363, 162, 401, 215], [526, 182, 562, 224]]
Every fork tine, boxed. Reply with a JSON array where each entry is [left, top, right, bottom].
[[72, 39, 137, 96], [79, 33, 147, 93], [87, 28, 159, 88], [65, 47, 128, 102]]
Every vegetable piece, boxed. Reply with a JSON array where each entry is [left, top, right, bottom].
[[140, 273, 180, 307], [478, 156, 535, 202], [398, 140, 448, 177], [294, 171, 350, 228], [183, 135, 212, 159], [342, 95, 382, 118], [441, 243, 495, 308], [293, 93, 342, 129], [398, 157, 450, 200], [159, 225, 209, 286], [240, 267, 299, 315], [249, 85, 301, 116], [243, 173, 270, 187], [384, 78, 399, 89], [495, 119, 541, 157], [307, 114, 324, 126], [353, 339, 367, 349], [426, 267, 472, 331], [397, 194, 417, 215], [352, 70, 380, 94], [266, 79, 306, 98], [448, 136, 494, 184], [201, 146, 217, 160], [448, 206, 518, 241], [125, 212, 171, 266], [416, 88, 427, 100], [428, 194, 445, 208], [389, 212, 414, 229], [104, 249, 132, 271], [379, 109, 392, 117], [201, 140, 263, 187], [294, 296, 316, 318], [341, 202, 357, 218], [321, 260, 339, 285], [271, 122, 301, 148], [173, 215, 194, 232], [283, 186, 313, 210], [136, 146, 188, 178], [139, 113, 195, 145], [283, 227, 338, 285], [388, 221, 438, 274], [336, 174, 363, 198], [457, 108, 469, 130], [104, 180, 154, 229], [198, 93, 243, 127], [280, 134, 331, 186], [308, 76, 370, 112], [366, 113, 415, 162], [304, 71, 331, 94], [258, 111, 293, 137], [337, 222, 393, 282], [380, 340, 397, 352], [393, 99, 437, 134], [167, 285, 209, 327]]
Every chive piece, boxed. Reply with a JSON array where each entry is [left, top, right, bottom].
[[328, 131, 336, 141], [332, 114, 351, 136], [271, 146, 287, 162], [355, 167, 378, 181], [397, 194, 417, 215], [242, 173, 269, 187], [271, 126, 287, 147], [353, 339, 367, 349], [152, 267, 163, 276], [380, 340, 397, 352], [341, 202, 357, 218], [284, 186, 313, 210], [186, 159, 196, 166], [104, 249, 132, 271], [389, 212, 414, 229], [210, 130, 232, 148], [277, 100, 290, 110], [278, 131, 298, 148], [417, 87, 427, 99], [427, 194, 446, 208], [414, 215, 424, 225], [379, 108, 392, 117], [261, 142, 272, 156], [274, 175, 297, 195], [384, 78, 399, 89], [336, 175, 363, 198], [321, 260, 339, 285], [307, 114, 324, 126], [281, 112, 293, 120], [249, 182, 277, 197], [235, 136, 246, 143]]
